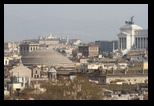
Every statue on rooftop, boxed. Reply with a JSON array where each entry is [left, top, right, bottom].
[[131, 16, 134, 23], [125, 16, 135, 25]]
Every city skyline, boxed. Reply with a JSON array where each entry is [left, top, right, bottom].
[[4, 4, 148, 42]]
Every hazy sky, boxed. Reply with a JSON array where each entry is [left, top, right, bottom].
[[4, 4, 148, 42]]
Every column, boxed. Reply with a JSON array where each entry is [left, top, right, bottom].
[[135, 37, 137, 49], [124, 37, 125, 49], [123, 37, 124, 49], [138, 38, 140, 48], [136, 37, 138, 48], [147, 37, 148, 49], [141, 37, 143, 48], [119, 37, 121, 50], [121, 38, 122, 50], [140, 37, 141, 49], [125, 37, 127, 49], [120, 38, 121, 49], [143, 37, 144, 49], [143, 37, 145, 48], [113, 42, 114, 52], [122, 37, 124, 50], [142, 37, 144, 48], [141, 37, 142, 48], [122, 37, 123, 49], [145, 37, 146, 49], [121, 37, 122, 50], [137, 37, 139, 49], [144, 37, 146, 48]]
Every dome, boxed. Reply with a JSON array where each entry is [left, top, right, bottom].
[[21, 49, 75, 67], [120, 24, 143, 30]]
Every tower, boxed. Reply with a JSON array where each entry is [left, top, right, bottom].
[[48, 67, 57, 82]]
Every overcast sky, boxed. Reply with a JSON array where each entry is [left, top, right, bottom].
[[4, 4, 148, 42]]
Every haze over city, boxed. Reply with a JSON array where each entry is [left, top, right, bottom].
[[4, 4, 148, 42]]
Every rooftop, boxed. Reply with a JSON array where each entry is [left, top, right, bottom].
[[21, 49, 75, 67], [120, 24, 143, 30]]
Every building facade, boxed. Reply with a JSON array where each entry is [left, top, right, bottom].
[[4, 42, 20, 55], [78, 45, 89, 57], [89, 71, 148, 85], [95, 40, 118, 53], [129, 61, 148, 70], [38, 34, 59, 47], [20, 42, 39, 56], [4, 42, 18, 51], [32, 67, 41, 78], [117, 20, 148, 54], [78, 44, 99, 57]]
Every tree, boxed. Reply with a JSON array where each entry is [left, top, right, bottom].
[[10, 75, 105, 100]]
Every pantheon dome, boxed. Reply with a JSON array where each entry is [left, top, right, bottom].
[[21, 49, 75, 67]]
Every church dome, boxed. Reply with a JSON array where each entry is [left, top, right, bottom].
[[120, 24, 143, 30], [21, 49, 75, 67]]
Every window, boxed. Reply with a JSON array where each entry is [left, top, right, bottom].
[[5, 61, 7, 65], [102, 79, 104, 82], [36, 70, 37, 74]]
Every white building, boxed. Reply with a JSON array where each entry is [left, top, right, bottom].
[[80, 58, 89, 64], [117, 17, 148, 55], [87, 63, 117, 70], [73, 39, 82, 46], [117, 63, 128, 69]]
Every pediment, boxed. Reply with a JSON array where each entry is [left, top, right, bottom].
[[118, 32, 131, 37]]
